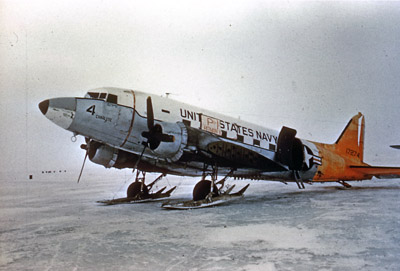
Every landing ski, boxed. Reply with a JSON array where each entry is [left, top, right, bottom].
[[98, 186, 176, 205], [162, 184, 249, 210]]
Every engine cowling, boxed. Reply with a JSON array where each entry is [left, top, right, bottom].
[[146, 122, 188, 162], [88, 141, 119, 168], [87, 141, 141, 169]]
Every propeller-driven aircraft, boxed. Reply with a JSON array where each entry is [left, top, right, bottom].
[[39, 87, 400, 204]]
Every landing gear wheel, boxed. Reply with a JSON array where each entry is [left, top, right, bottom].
[[193, 180, 210, 201], [127, 182, 141, 198], [127, 182, 149, 198], [192, 180, 219, 201]]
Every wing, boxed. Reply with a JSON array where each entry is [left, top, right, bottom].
[[206, 139, 288, 172]]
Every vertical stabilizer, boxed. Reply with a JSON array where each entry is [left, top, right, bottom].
[[335, 112, 365, 163]]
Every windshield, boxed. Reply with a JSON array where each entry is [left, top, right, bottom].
[[85, 92, 118, 104]]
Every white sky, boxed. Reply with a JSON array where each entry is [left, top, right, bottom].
[[1, 0, 400, 176]]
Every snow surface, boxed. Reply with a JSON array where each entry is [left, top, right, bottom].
[[1, 172, 400, 270]]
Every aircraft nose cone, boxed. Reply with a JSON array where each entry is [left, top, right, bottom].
[[39, 97, 76, 130], [39, 99, 49, 115]]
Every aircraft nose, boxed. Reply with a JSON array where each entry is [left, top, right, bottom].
[[39, 99, 49, 115], [39, 97, 77, 130]]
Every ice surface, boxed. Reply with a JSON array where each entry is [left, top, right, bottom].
[[1, 172, 400, 271]]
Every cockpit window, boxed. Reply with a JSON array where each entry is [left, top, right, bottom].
[[107, 94, 118, 104], [85, 91, 119, 105], [87, 92, 99, 98]]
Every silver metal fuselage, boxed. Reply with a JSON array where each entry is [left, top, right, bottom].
[[39, 87, 320, 181]]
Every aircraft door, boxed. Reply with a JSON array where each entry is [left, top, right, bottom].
[[277, 126, 304, 170]]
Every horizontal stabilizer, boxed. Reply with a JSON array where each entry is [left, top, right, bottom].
[[350, 165, 400, 179]]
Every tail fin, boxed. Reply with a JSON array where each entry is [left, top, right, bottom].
[[335, 112, 365, 163]]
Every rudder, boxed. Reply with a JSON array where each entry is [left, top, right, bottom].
[[335, 112, 365, 163]]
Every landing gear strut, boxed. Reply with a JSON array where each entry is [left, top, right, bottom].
[[293, 170, 305, 189]]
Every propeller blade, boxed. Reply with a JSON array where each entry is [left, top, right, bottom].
[[146, 96, 154, 130], [77, 150, 88, 183]]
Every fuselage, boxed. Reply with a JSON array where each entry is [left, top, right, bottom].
[[39, 87, 371, 183]]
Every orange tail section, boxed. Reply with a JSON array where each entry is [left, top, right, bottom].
[[334, 112, 365, 165], [313, 113, 368, 181], [314, 113, 400, 181]]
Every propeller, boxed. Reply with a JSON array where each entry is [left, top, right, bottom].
[[130, 96, 175, 175], [141, 96, 174, 150], [130, 97, 174, 174]]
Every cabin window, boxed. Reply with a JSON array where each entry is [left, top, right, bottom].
[[107, 94, 118, 104], [99, 93, 107, 99]]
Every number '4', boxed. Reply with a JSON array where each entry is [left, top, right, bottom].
[[87, 105, 95, 115]]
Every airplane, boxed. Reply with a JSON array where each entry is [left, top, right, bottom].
[[38, 87, 400, 204]]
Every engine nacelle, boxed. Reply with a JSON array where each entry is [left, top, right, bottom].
[[88, 141, 119, 168], [148, 122, 188, 162], [85, 140, 169, 171]]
